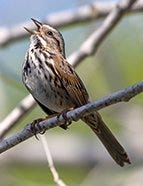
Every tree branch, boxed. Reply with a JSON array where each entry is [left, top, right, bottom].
[[0, 95, 36, 139], [0, 0, 138, 139], [0, 0, 142, 47], [40, 135, 67, 186], [0, 80, 143, 154], [69, 0, 138, 66]]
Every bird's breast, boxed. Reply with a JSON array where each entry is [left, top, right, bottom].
[[22, 50, 75, 113]]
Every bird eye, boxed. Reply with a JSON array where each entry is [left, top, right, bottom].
[[47, 31, 53, 36]]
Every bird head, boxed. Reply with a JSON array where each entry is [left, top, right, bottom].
[[24, 18, 65, 57]]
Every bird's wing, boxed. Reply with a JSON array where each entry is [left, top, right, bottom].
[[54, 54, 89, 107]]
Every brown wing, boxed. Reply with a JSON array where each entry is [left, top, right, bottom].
[[54, 54, 89, 107]]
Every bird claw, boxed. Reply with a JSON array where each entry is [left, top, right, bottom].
[[30, 109, 73, 138], [30, 118, 46, 140], [57, 109, 73, 130]]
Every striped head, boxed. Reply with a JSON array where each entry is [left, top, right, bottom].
[[24, 18, 65, 57]]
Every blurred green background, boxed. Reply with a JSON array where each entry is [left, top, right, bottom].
[[0, 0, 143, 186]]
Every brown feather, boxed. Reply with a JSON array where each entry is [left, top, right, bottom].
[[53, 54, 89, 107]]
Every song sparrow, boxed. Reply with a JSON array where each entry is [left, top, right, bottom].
[[22, 18, 130, 166]]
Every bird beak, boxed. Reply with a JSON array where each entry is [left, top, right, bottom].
[[24, 27, 35, 34], [31, 18, 42, 29], [24, 18, 42, 34]]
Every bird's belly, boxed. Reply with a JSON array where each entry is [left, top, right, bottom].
[[23, 70, 74, 113]]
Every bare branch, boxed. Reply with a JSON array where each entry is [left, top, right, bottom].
[[40, 135, 67, 186], [0, 0, 138, 139], [0, 0, 142, 47], [69, 0, 138, 66], [0, 80, 143, 154], [0, 95, 36, 139]]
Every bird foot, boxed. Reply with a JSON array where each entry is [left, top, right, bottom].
[[57, 108, 73, 130], [30, 109, 73, 139], [30, 118, 46, 140], [30, 114, 59, 139]]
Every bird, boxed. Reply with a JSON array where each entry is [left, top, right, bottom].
[[22, 18, 131, 166]]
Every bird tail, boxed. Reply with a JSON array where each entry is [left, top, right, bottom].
[[82, 112, 131, 166]]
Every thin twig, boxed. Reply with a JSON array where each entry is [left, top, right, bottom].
[[0, 0, 137, 139], [40, 135, 67, 186], [0, 0, 142, 47], [0, 80, 143, 154]]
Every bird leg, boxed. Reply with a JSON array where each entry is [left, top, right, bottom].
[[57, 108, 74, 130], [31, 108, 74, 139], [30, 114, 59, 139]]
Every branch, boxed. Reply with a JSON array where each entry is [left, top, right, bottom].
[[0, 95, 36, 139], [0, 0, 138, 138], [0, 80, 143, 154], [40, 135, 67, 186], [69, 0, 138, 66], [0, 0, 142, 47]]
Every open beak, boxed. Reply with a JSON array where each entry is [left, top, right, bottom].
[[24, 18, 42, 34], [24, 27, 35, 34], [31, 18, 42, 29]]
